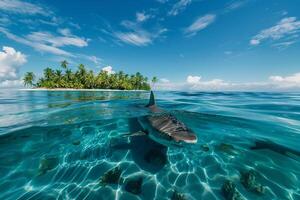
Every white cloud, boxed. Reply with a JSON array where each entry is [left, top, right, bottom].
[[272, 41, 297, 49], [168, 0, 192, 16], [0, 79, 23, 88], [186, 75, 230, 90], [2, 3, 77, 29], [156, 72, 300, 91], [121, 20, 137, 30], [115, 22, 167, 47], [250, 39, 260, 45], [0, 46, 26, 84], [192, 79, 230, 90], [77, 54, 102, 65], [115, 32, 152, 46], [0, 0, 48, 15], [58, 28, 72, 36], [136, 12, 150, 22], [156, 77, 232, 91], [18, 18, 58, 27], [104, 9, 166, 47], [27, 31, 88, 47], [186, 75, 201, 84], [250, 17, 300, 47], [226, 1, 247, 11], [185, 14, 216, 36], [101, 66, 115, 75], [69, 22, 81, 30], [0, 28, 88, 56], [269, 72, 300, 88], [156, 81, 183, 91], [159, 78, 170, 83], [88, 56, 102, 65]]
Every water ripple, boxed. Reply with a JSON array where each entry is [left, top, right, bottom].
[[0, 90, 299, 200]]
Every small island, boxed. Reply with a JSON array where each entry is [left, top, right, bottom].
[[23, 61, 158, 90]]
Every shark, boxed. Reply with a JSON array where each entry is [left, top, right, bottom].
[[124, 91, 198, 146]]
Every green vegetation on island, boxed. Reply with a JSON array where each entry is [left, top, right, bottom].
[[23, 60, 157, 90]]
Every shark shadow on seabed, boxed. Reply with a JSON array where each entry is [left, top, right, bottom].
[[250, 140, 300, 161], [111, 117, 168, 174]]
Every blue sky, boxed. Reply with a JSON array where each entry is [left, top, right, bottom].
[[0, 0, 300, 90]]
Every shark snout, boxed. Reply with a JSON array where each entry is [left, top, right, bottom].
[[184, 135, 198, 143]]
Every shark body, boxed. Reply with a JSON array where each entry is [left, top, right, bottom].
[[133, 91, 197, 146]]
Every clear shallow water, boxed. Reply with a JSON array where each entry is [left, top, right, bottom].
[[0, 90, 300, 200]]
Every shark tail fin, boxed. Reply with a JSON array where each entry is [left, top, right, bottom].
[[146, 91, 155, 107]]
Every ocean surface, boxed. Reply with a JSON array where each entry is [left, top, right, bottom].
[[0, 90, 299, 200]]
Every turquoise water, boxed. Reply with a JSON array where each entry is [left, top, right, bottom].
[[0, 90, 299, 200]]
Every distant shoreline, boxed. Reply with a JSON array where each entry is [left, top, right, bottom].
[[19, 88, 148, 92]]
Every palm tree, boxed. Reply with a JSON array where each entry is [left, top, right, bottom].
[[31, 61, 151, 90], [61, 60, 68, 70], [78, 64, 86, 75], [55, 70, 63, 79], [44, 67, 54, 80], [151, 77, 158, 84], [65, 69, 73, 81], [151, 76, 158, 89], [96, 71, 109, 88], [85, 70, 95, 88], [23, 72, 35, 87], [134, 72, 143, 89]]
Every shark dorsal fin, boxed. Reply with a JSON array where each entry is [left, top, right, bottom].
[[146, 91, 155, 107]]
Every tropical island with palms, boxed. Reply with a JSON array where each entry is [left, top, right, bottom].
[[23, 61, 157, 90]]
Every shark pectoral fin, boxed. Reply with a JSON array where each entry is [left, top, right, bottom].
[[122, 131, 147, 137]]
